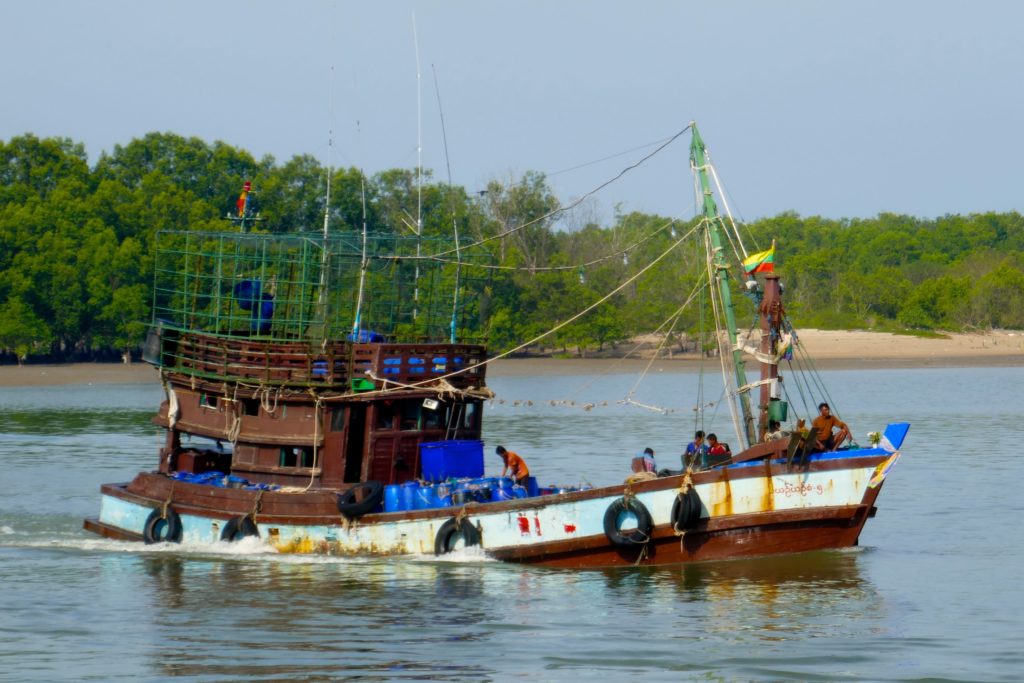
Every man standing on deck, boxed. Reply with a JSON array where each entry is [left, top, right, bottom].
[[812, 402, 851, 451], [496, 445, 530, 486]]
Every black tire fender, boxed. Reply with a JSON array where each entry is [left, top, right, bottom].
[[336, 481, 385, 519], [434, 517, 481, 555], [220, 515, 260, 542], [671, 487, 703, 532], [143, 507, 183, 544], [603, 496, 653, 546]]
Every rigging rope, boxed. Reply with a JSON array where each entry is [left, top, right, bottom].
[[703, 228, 745, 447], [620, 280, 704, 408], [422, 124, 694, 259], [548, 135, 678, 177], [417, 216, 684, 272], [315, 221, 705, 402]]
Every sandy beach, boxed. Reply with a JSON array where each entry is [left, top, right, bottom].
[[0, 329, 1021, 387]]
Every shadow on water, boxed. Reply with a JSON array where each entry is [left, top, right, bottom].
[[593, 550, 879, 640], [595, 549, 868, 593]]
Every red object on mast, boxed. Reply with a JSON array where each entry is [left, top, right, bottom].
[[236, 181, 251, 216]]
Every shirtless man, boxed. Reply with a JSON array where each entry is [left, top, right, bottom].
[[811, 402, 851, 451]]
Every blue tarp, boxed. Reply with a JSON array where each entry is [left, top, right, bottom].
[[170, 470, 277, 491]]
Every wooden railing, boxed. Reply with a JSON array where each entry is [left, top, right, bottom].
[[152, 327, 487, 390]]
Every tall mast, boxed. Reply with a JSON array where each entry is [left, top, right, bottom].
[[690, 124, 755, 449]]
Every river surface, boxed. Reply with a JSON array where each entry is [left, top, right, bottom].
[[1, 366, 1021, 682]]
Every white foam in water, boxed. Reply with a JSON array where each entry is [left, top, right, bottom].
[[413, 546, 497, 563], [1, 526, 498, 566], [0, 532, 404, 566]]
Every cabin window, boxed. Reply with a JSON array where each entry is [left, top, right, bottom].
[[400, 402, 421, 431], [463, 402, 479, 430], [242, 398, 260, 416], [375, 403, 396, 430], [423, 402, 446, 429], [279, 446, 315, 468], [330, 407, 346, 432], [199, 393, 218, 409]]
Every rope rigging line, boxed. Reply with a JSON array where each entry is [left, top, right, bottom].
[[691, 157, 745, 268], [300, 397, 323, 492], [420, 124, 694, 260], [315, 222, 704, 403], [703, 227, 745, 446], [547, 134, 678, 177], [559, 279, 706, 404], [790, 329, 842, 418], [694, 236, 707, 433], [707, 157, 756, 260], [413, 215, 687, 272], [619, 280, 705, 411]]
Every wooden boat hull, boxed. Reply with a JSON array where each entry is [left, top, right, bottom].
[[83, 449, 899, 568]]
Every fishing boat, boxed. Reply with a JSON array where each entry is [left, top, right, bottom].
[[84, 124, 908, 568]]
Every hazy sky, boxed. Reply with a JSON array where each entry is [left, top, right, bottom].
[[2, 1, 1022, 223]]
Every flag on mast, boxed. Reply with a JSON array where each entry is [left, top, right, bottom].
[[742, 242, 775, 274]]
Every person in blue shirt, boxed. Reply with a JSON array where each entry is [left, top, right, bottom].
[[684, 431, 708, 470]]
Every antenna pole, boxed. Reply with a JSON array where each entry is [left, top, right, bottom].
[[352, 176, 369, 338], [412, 14, 422, 322], [315, 60, 336, 338], [432, 64, 462, 343]]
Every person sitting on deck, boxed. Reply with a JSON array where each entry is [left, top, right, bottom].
[[811, 402, 851, 452], [706, 433, 731, 461], [764, 420, 784, 441], [683, 431, 708, 470], [496, 445, 530, 486], [631, 447, 657, 474]]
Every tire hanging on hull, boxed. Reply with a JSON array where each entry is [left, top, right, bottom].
[[220, 516, 260, 542], [603, 497, 653, 546], [336, 481, 385, 519], [143, 507, 183, 544], [434, 517, 480, 555], [671, 486, 702, 532]]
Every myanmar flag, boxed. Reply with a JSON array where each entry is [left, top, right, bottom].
[[742, 243, 775, 274]]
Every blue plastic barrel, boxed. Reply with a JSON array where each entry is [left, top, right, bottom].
[[401, 481, 419, 511], [491, 486, 517, 502], [384, 484, 402, 512], [414, 485, 436, 510], [491, 477, 514, 501], [525, 476, 539, 497]]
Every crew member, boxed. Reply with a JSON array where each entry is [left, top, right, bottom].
[[631, 447, 656, 473], [683, 431, 708, 469], [496, 445, 530, 486], [812, 402, 851, 451]]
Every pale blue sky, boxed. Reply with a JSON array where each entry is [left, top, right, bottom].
[[2, 1, 1022, 223]]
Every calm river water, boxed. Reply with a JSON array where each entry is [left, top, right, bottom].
[[1, 365, 1022, 682]]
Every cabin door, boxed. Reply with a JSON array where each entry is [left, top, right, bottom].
[[343, 405, 367, 483]]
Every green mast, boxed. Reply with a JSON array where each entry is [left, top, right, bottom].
[[690, 123, 755, 449]]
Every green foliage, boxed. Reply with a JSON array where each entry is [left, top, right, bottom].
[[2, 130, 1024, 362]]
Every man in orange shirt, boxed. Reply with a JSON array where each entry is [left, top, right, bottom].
[[495, 445, 530, 485], [812, 402, 851, 451]]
